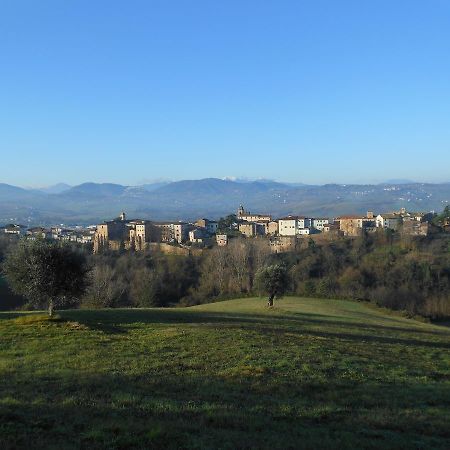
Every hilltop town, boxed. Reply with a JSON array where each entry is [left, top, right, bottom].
[[3, 204, 448, 254]]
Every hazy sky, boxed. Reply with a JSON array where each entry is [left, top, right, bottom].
[[1, 1, 450, 187]]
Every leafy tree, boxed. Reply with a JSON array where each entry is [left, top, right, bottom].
[[255, 263, 289, 307], [433, 206, 450, 226], [217, 214, 238, 232], [2, 240, 88, 316]]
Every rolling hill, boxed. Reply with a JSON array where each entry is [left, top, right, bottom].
[[0, 297, 449, 449]]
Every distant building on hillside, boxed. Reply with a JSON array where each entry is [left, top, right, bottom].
[[94, 213, 129, 252], [26, 227, 51, 240], [173, 223, 190, 243], [337, 212, 376, 236], [216, 234, 228, 246], [195, 218, 218, 234], [312, 218, 331, 231], [269, 236, 298, 253], [152, 222, 174, 243], [189, 228, 208, 243], [237, 205, 271, 223], [376, 213, 402, 230], [278, 216, 312, 236], [94, 212, 161, 252], [3, 224, 26, 235], [238, 222, 266, 238], [258, 220, 279, 235], [401, 220, 439, 236], [128, 220, 160, 251], [322, 223, 341, 235]]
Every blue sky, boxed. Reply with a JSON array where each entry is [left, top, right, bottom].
[[1, 0, 449, 187]]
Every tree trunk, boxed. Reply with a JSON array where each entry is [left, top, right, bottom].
[[267, 294, 274, 307], [48, 299, 54, 317]]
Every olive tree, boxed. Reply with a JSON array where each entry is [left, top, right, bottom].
[[2, 240, 88, 316], [255, 263, 289, 307]]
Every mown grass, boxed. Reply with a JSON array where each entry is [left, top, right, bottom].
[[0, 297, 449, 449]]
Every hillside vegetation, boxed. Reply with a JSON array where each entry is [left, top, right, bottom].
[[4, 232, 449, 319], [1, 297, 449, 449]]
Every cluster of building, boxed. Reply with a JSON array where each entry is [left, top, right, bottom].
[[2, 205, 441, 254], [93, 212, 223, 253], [235, 206, 436, 239], [1, 223, 96, 243], [93, 205, 439, 253], [337, 208, 434, 236], [237, 208, 332, 237]]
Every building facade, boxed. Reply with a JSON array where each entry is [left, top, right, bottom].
[[376, 214, 402, 230], [338, 212, 377, 236], [278, 216, 312, 236]]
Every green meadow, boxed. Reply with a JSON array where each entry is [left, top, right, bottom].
[[0, 297, 449, 449]]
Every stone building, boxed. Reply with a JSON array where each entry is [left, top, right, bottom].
[[269, 236, 298, 253], [94, 213, 129, 253], [94, 212, 159, 253], [255, 220, 279, 235], [152, 222, 173, 243], [151, 221, 190, 244], [337, 212, 376, 236], [173, 223, 190, 243], [127, 220, 160, 251], [401, 221, 438, 236], [239, 222, 257, 237]]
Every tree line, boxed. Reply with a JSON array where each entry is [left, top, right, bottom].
[[1, 229, 449, 319]]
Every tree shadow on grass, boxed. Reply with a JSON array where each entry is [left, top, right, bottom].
[[0, 312, 22, 321], [0, 371, 449, 450], [58, 309, 450, 350]]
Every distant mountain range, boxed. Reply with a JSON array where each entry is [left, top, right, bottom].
[[0, 179, 449, 226], [33, 183, 72, 194]]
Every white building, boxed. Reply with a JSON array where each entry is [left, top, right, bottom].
[[173, 222, 190, 243], [312, 218, 330, 231], [278, 216, 313, 236], [298, 217, 312, 229], [376, 214, 402, 230], [278, 217, 298, 236], [4, 224, 25, 235], [189, 228, 207, 243]]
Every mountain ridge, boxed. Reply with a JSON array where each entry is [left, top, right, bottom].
[[1, 178, 449, 225]]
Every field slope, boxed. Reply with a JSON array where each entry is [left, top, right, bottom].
[[1, 297, 449, 449]]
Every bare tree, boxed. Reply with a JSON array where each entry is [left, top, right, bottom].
[[228, 239, 251, 293]]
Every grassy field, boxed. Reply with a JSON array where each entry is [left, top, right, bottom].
[[0, 297, 449, 449]]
